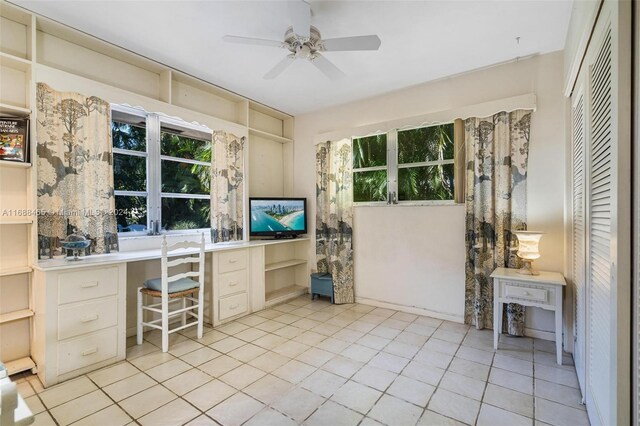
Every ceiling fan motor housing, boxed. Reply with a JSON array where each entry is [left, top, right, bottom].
[[285, 25, 323, 58]]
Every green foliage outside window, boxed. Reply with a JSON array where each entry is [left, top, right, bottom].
[[352, 134, 387, 202]]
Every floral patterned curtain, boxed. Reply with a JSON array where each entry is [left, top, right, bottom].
[[210, 131, 245, 242], [316, 139, 354, 304], [464, 110, 531, 335], [36, 83, 118, 256]]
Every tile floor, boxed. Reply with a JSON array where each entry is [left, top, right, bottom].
[[14, 296, 590, 426]]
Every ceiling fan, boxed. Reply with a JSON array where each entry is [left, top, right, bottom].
[[222, 1, 381, 79]]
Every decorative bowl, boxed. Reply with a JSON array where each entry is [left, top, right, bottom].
[[60, 234, 91, 261]]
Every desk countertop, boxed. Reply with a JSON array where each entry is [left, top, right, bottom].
[[490, 267, 566, 286], [34, 237, 310, 271]]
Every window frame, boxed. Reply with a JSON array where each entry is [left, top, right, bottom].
[[111, 105, 213, 236], [352, 121, 461, 206]]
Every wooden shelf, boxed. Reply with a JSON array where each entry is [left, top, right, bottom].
[[265, 284, 307, 307], [0, 309, 34, 325], [249, 128, 293, 144], [0, 266, 33, 277], [0, 220, 33, 225], [265, 259, 307, 272], [0, 51, 32, 72], [4, 357, 36, 376], [0, 161, 31, 169], [0, 103, 30, 116]]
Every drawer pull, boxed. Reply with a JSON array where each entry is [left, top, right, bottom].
[[80, 314, 99, 323], [229, 281, 239, 287], [523, 291, 530, 296], [230, 304, 239, 310], [80, 281, 99, 289], [82, 347, 98, 356], [229, 259, 238, 264]]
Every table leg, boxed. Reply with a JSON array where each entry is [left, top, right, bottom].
[[555, 288, 563, 365], [494, 286, 501, 350]]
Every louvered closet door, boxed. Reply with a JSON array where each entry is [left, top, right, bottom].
[[571, 83, 587, 399]]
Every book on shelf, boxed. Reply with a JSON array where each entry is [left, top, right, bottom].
[[0, 117, 29, 163]]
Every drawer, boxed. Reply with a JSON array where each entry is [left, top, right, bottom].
[[503, 282, 548, 303], [219, 270, 247, 297], [58, 297, 118, 341], [218, 250, 247, 274], [58, 267, 119, 305], [219, 292, 248, 320], [57, 327, 118, 375]]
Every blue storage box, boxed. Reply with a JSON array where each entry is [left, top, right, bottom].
[[310, 272, 334, 304]]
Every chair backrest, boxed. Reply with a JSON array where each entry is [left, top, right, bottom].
[[159, 233, 206, 295]]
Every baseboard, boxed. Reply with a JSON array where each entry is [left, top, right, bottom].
[[524, 327, 555, 341], [354, 296, 464, 323]]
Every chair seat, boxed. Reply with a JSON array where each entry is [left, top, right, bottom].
[[144, 277, 200, 294]]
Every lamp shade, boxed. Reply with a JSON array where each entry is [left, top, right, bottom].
[[514, 231, 543, 260]]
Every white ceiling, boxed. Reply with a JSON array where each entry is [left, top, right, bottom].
[[12, 0, 573, 115]]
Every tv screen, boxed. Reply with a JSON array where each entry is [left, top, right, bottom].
[[249, 197, 307, 237]]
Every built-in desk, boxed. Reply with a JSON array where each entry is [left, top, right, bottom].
[[32, 237, 309, 387]]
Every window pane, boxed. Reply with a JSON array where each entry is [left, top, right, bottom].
[[112, 121, 146, 151], [161, 160, 210, 195], [115, 196, 147, 232], [161, 131, 211, 161], [114, 153, 146, 191], [398, 124, 454, 164], [161, 198, 210, 230], [353, 170, 387, 202], [398, 164, 454, 201], [352, 134, 387, 169]]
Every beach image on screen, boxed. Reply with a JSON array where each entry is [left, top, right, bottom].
[[251, 200, 305, 232]]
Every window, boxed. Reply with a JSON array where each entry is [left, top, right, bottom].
[[352, 122, 459, 204], [112, 105, 212, 234]]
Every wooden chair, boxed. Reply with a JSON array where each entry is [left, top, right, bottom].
[[137, 234, 205, 352]]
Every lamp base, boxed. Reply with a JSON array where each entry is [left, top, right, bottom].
[[517, 260, 539, 275]]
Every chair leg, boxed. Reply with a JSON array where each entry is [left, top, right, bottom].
[[136, 287, 143, 345], [197, 290, 204, 339], [181, 297, 187, 327], [161, 295, 169, 353]]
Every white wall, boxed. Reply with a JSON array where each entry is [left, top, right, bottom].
[[563, 0, 601, 94], [294, 51, 566, 335]]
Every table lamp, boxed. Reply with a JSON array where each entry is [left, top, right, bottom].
[[514, 231, 544, 275]]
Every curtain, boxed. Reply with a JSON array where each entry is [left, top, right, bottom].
[[210, 131, 245, 242], [316, 139, 354, 304], [35, 83, 118, 256], [464, 110, 531, 335]]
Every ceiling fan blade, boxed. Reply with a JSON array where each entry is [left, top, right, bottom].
[[223, 35, 285, 48], [289, 1, 311, 39], [322, 35, 381, 51], [311, 54, 345, 79], [264, 55, 295, 79]]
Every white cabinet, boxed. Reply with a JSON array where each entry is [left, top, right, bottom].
[[33, 263, 127, 387], [211, 248, 251, 326]]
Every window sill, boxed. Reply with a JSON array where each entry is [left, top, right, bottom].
[[354, 201, 463, 207], [118, 228, 211, 241]]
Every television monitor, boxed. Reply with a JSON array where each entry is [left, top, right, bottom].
[[249, 197, 307, 238]]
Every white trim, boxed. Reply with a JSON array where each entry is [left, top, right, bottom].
[[524, 327, 555, 342], [314, 93, 536, 144], [354, 296, 464, 323]]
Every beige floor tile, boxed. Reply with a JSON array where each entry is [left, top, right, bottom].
[[206, 392, 264, 426], [255, 309, 285, 319], [244, 408, 298, 426], [380, 318, 411, 331], [428, 388, 481, 425], [102, 372, 156, 401], [181, 347, 221, 366], [439, 370, 486, 401], [315, 337, 351, 353], [306, 400, 364, 426], [293, 330, 328, 346], [534, 364, 579, 388], [228, 343, 268, 363], [418, 410, 466, 426], [248, 351, 290, 372], [50, 390, 112, 425], [196, 330, 228, 345], [432, 329, 465, 344], [216, 321, 249, 335], [145, 358, 192, 382], [490, 367, 533, 395], [119, 385, 176, 419], [138, 397, 200, 426], [128, 351, 174, 371], [73, 404, 131, 426], [39, 376, 98, 409], [243, 374, 294, 404], [483, 383, 533, 418], [352, 365, 397, 391], [300, 370, 346, 398], [357, 334, 391, 351], [219, 364, 266, 389], [234, 327, 268, 342], [271, 387, 325, 422], [394, 330, 429, 347], [383, 340, 420, 359], [162, 368, 212, 395], [341, 343, 378, 363], [296, 347, 335, 367], [330, 380, 382, 414], [534, 379, 585, 410], [272, 340, 311, 358], [236, 314, 268, 327], [423, 337, 460, 355], [333, 328, 366, 343], [405, 323, 437, 337], [387, 375, 435, 407], [209, 336, 246, 353], [180, 325, 213, 339], [367, 352, 409, 373], [272, 359, 316, 384], [24, 395, 46, 414], [368, 394, 422, 425], [369, 325, 401, 339], [292, 318, 322, 331], [273, 325, 305, 339], [477, 403, 533, 426], [253, 333, 289, 350], [321, 355, 364, 378], [414, 348, 454, 369], [535, 397, 590, 426], [455, 345, 494, 366], [199, 354, 242, 377], [273, 313, 301, 324], [168, 339, 204, 357], [255, 319, 286, 333], [439, 321, 470, 334], [31, 411, 57, 426], [183, 379, 236, 411], [291, 307, 315, 317], [355, 314, 385, 326], [391, 311, 419, 322], [448, 357, 491, 381], [184, 414, 219, 425], [346, 320, 377, 334], [369, 308, 396, 318], [493, 354, 533, 377], [126, 342, 160, 360], [88, 362, 139, 387], [402, 360, 446, 386]]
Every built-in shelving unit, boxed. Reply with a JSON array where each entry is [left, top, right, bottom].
[[263, 239, 309, 307], [0, 161, 31, 169], [265, 258, 308, 272]]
